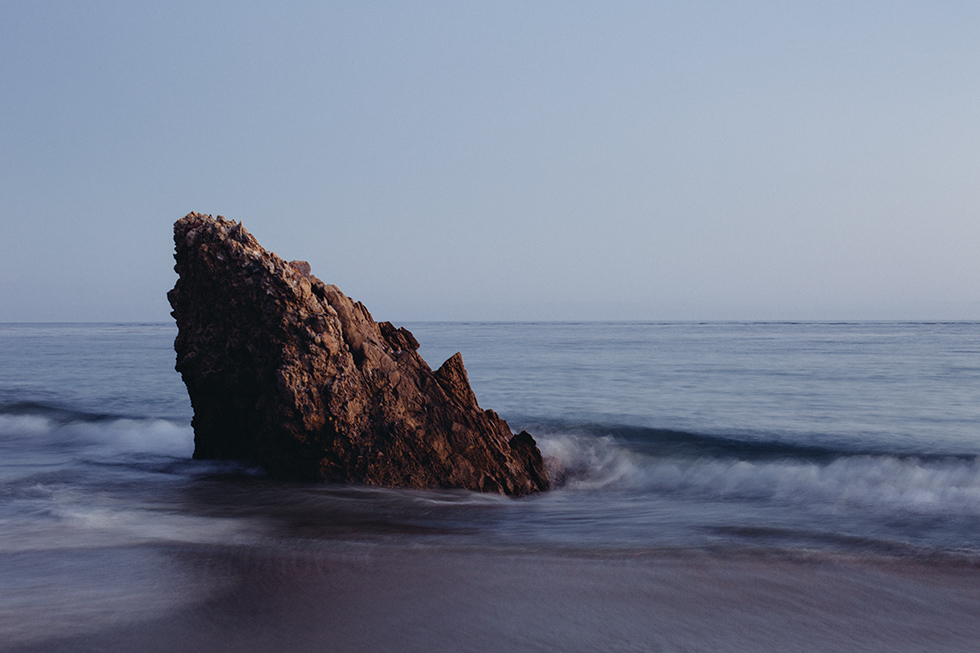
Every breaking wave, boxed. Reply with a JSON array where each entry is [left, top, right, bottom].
[[0, 402, 193, 459], [536, 425, 980, 517]]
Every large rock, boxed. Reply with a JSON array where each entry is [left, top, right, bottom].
[[168, 213, 549, 495]]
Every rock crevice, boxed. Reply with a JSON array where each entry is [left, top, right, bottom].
[[168, 212, 548, 495]]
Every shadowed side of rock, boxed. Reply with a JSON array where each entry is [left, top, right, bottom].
[[168, 212, 549, 495]]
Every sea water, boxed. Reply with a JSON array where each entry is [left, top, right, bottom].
[[1, 321, 979, 651]]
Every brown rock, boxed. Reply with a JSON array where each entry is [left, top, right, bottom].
[[167, 212, 549, 495]]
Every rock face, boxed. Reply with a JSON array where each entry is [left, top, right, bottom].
[[168, 213, 549, 495]]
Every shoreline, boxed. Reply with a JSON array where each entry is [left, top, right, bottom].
[[7, 543, 980, 653]]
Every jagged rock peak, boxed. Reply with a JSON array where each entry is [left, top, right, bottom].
[[168, 212, 549, 495]]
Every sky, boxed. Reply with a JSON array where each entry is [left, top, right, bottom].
[[1, 1, 978, 322]]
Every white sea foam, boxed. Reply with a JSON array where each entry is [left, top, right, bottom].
[[0, 412, 194, 459], [61, 418, 194, 458], [0, 413, 55, 438], [54, 504, 256, 546], [538, 431, 980, 516], [538, 432, 643, 491], [1, 481, 263, 554]]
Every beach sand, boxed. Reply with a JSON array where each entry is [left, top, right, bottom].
[[6, 544, 980, 652]]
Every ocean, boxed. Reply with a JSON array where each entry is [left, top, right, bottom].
[[2, 321, 979, 651]]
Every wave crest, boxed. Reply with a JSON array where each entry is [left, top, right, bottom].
[[537, 429, 980, 516], [0, 407, 193, 459]]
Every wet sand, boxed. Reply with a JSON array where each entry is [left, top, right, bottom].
[[6, 544, 980, 652]]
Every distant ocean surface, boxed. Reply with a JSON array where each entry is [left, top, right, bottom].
[[2, 321, 980, 651]]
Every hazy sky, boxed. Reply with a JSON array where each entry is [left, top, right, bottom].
[[2, 1, 978, 322]]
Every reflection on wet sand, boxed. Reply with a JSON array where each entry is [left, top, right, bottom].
[[8, 543, 980, 653]]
